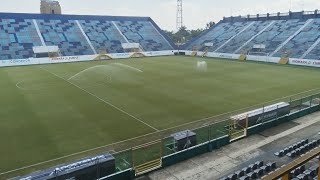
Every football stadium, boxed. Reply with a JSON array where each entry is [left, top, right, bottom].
[[0, 0, 320, 180]]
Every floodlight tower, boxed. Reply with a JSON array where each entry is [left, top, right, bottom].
[[176, 0, 183, 30]]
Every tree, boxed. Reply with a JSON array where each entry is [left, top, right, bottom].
[[163, 21, 215, 44], [206, 21, 216, 29], [175, 26, 189, 43], [189, 29, 204, 39], [162, 30, 174, 41]]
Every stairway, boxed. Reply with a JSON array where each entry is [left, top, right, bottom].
[[270, 19, 314, 57], [214, 21, 255, 52], [300, 36, 320, 59]]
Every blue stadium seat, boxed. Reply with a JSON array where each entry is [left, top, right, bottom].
[[242, 19, 307, 56], [184, 14, 320, 60], [79, 20, 126, 53], [0, 19, 42, 59], [185, 22, 249, 51], [115, 21, 172, 51], [217, 21, 271, 53], [37, 19, 94, 56], [274, 19, 320, 58], [0, 13, 174, 60]]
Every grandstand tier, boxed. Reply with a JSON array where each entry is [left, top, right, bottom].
[[0, 13, 174, 60], [184, 10, 320, 60]]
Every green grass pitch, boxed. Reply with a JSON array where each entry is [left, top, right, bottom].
[[1, 56, 320, 177]]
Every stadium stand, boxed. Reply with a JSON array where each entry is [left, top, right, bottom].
[[78, 20, 127, 53], [190, 22, 249, 52], [115, 21, 173, 51], [275, 18, 320, 59], [37, 19, 95, 56], [0, 13, 174, 60], [220, 137, 320, 180], [184, 10, 320, 60], [0, 19, 43, 60], [220, 161, 277, 180]]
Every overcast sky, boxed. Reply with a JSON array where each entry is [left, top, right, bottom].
[[0, 0, 319, 31]]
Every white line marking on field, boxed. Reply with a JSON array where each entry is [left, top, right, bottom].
[[67, 65, 110, 80], [2, 76, 320, 176], [168, 87, 320, 128], [40, 66, 159, 132], [111, 63, 143, 72], [16, 81, 28, 90]]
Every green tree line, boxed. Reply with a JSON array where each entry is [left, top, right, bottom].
[[163, 21, 215, 44]]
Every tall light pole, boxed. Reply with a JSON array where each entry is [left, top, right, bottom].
[[176, 0, 183, 30]]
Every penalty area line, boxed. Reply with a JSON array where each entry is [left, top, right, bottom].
[[111, 63, 143, 72], [39, 66, 159, 132]]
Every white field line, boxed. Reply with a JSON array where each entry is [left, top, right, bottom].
[[111, 63, 143, 72], [16, 81, 28, 90], [2, 79, 320, 176], [174, 87, 320, 126], [67, 64, 142, 81], [39, 66, 159, 132], [15, 78, 112, 91], [67, 65, 110, 80]]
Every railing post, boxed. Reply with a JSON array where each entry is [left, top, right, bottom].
[[160, 138, 163, 158], [208, 124, 211, 141], [318, 159, 320, 180], [131, 148, 134, 169], [262, 105, 265, 124], [161, 138, 164, 157], [300, 96, 303, 111], [276, 105, 279, 120]]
